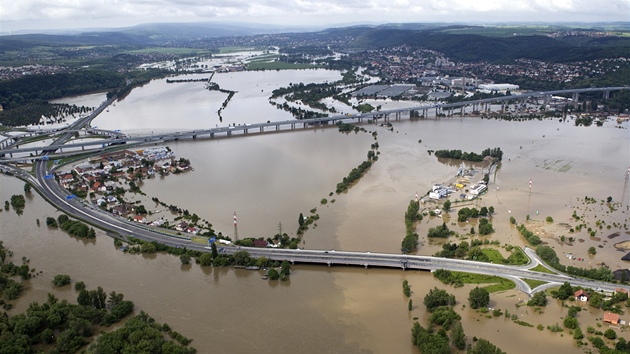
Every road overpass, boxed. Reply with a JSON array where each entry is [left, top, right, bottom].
[[2, 86, 628, 161], [1, 85, 627, 296]]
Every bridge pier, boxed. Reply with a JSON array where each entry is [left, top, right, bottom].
[[572, 92, 579, 106], [364, 263, 368, 269], [243, 129, 248, 134], [260, 127, 264, 132], [227, 131, 231, 137], [210, 133, 214, 138], [327, 261, 331, 267], [276, 125, 280, 131], [291, 123, 295, 129], [604, 91, 610, 100]]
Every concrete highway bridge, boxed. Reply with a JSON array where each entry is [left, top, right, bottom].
[[0, 85, 627, 296], [0, 159, 619, 297], [216, 247, 620, 295], [1, 86, 627, 162]]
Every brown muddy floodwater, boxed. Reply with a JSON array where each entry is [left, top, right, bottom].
[[4, 70, 630, 353]]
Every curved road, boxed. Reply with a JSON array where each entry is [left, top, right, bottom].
[[1, 160, 615, 296], [2, 86, 627, 296]]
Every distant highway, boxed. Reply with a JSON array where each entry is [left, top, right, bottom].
[[2, 86, 628, 161]]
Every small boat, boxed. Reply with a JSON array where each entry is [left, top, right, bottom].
[[245, 266, 260, 270]]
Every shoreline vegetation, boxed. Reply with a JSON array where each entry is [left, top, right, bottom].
[[0, 241, 196, 353]]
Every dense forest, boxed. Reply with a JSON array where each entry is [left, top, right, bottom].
[[0, 69, 169, 126]]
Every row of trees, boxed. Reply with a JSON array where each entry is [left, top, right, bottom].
[[158, 238, 293, 280], [536, 245, 613, 281], [434, 147, 503, 162], [516, 224, 542, 245], [48, 214, 96, 239], [433, 241, 526, 265], [335, 160, 372, 194], [270, 100, 329, 120], [457, 206, 494, 222], [401, 200, 421, 253]]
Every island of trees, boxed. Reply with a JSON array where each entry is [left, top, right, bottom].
[[434, 147, 503, 162]]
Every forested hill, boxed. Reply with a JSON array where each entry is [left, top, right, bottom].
[[326, 27, 630, 63]]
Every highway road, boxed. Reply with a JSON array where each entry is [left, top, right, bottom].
[[2, 161, 616, 297], [1, 85, 627, 296], [2, 86, 628, 160]]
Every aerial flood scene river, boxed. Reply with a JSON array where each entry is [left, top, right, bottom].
[[1, 50, 630, 353]]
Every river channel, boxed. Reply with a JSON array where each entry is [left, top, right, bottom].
[[3, 68, 630, 353]]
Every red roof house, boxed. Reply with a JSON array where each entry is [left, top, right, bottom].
[[253, 239, 268, 248], [574, 289, 589, 301], [603, 312, 619, 324]]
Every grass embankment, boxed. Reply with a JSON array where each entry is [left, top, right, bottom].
[[191, 236, 209, 245], [529, 264, 556, 274], [433, 269, 516, 293], [523, 279, 548, 289], [481, 249, 506, 263]]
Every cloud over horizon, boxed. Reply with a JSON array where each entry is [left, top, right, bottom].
[[1, 0, 629, 32]]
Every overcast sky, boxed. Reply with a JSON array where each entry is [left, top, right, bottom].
[[1, 0, 629, 33]]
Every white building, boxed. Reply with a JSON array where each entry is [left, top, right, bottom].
[[478, 84, 519, 92], [469, 184, 487, 195]]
